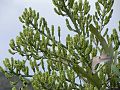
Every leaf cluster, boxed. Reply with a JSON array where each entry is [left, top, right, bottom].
[[0, 0, 120, 90]]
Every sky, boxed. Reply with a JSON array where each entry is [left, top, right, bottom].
[[0, 0, 120, 67]]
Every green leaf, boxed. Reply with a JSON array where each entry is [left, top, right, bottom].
[[104, 16, 109, 26], [85, 44, 92, 55], [89, 24, 108, 54], [95, 2, 101, 16], [78, 0, 83, 11], [51, 25, 54, 36], [103, 28, 108, 37], [84, 0, 90, 15], [8, 49, 16, 55], [12, 87, 16, 90], [19, 16, 24, 23], [66, 19, 73, 31], [73, 64, 102, 89], [111, 64, 120, 77], [9, 39, 15, 50], [68, 0, 74, 8], [58, 26, 61, 42], [93, 15, 99, 28]]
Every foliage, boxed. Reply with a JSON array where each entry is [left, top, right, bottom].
[[0, 0, 120, 90]]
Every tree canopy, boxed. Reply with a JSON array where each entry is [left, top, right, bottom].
[[0, 0, 120, 90]]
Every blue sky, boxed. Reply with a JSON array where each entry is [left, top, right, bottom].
[[0, 0, 120, 67]]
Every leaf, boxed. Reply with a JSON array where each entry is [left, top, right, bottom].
[[8, 49, 16, 55], [66, 19, 73, 31], [111, 64, 120, 77], [85, 44, 92, 55], [73, 64, 102, 89], [12, 87, 16, 90], [104, 16, 109, 26], [103, 28, 108, 37], [93, 15, 99, 28], [78, 0, 83, 12], [89, 24, 108, 54], [58, 26, 61, 42], [9, 39, 15, 50], [68, 0, 74, 8], [95, 2, 101, 16]]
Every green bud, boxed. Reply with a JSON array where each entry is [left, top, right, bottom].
[[29, 7, 32, 15], [25, 8, 28, 13], [85, 44, 92, 55], [32, 10, 36, 18], [66, 19, 73, 31], [36, 12, 39, 20], [84, 0, 90, 15], [30, 60, 35, 72], [35, 64, 39, 72], [9, 39, 15, 50], [34, 16, 38, 28], [10, 81, 18, 86], [58, 26, 61, 42], [108, 9, 113, 19], [42, 27, 45, 43], [54, 8, 60, 15], [47, 61, 51, 73], [84, 40, 89, 49], [73, 2, 78, 15], [95, 12, 99, 21], [48, 76, 53, 83], [25, 66, 29, 75], [51, 25, 54, 36], [95, 2, 101, 12], [19, 16, 24, 23], [42, 18, 46, 26], [21, 14, 25, 20], [34, 30, 40, 40], [78, 0, 83, 11], [114, 40, 119, 50], [91, 48, 97, 57], [95, 2, 101, 16], [35, 42, 40, 50], [68, 0, 74, 8], [113, 29, 119, 42], [46, 27, 51, 37], [41, 58, 45, 71], [39, 17, 43, 28], [104, 16, 109, 26], [52, 0, 58, 6], [103, 28, 108, 37], [98, 0, 102, 4], [8, 49, 16, 55], [23, 28, 28, 36], [66, 69, 71, 80], [16, 36, 22, 45], [93, 15, 99, 28], [12, 87, 16, 90], [25, 16, 29, 26]]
